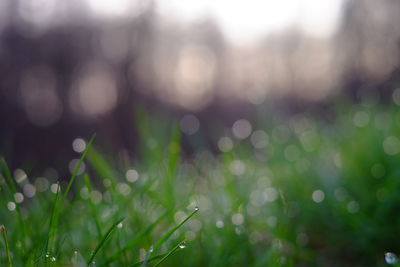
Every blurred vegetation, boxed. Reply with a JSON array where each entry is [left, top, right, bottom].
[[2, 98, 400, 266]]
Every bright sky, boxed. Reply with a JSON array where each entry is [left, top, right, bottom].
[[157, 0, 346, 42], [86, 0, 346, 43]]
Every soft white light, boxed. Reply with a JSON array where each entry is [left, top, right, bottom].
[[7, 202, 16, 211], [229, 160, 246, 176], [216, 220, 224, 228], [218, 137, 233, 152], [156, 0, 346, 44], [312, 190, 325, 203], [14, 169, 27, 184], [383, 136, 400, 155], [231, 213, 244, 225], [72, 138, 86, 153], [232, 119, 252, 140], [251, 130, 268, 149], [14, 193, 24, 203], [126, 169, 139, 183], [23, 184, 37, 198], [87, 0, 131, 17], [50, 183, 60, 194]]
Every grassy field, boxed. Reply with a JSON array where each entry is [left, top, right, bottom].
[[1, 101, 400, 266]]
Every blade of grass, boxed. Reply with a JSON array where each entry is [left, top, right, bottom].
[[45, 134, 95, 256], [62, 133, 96, 202], [83, 174, 102, 238], [141, 246, 153, 267], [0, 157, 17, 194], [103, 211, 169, 265], [86, 147, 118, 198], [0, 157, 30, 252], [87, 147, 116, 182], [153, 207, 199, 251], [43, 182, 60, 260], [87, 217, 124, 266], [164, 125, 181, 207], [153, 241, 185, 267], [0, 225, 12, 267], [130, 253, 167, 267]]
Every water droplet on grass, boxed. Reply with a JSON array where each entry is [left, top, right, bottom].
[[179, 241, 186, 249], [117, 222, 123, 228], [51, 257, 56, 262], [385, 252, 398, 264], [194, 206, 199, 211]]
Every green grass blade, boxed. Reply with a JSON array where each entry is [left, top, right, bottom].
[[104, 211, 169, 265], [130, 253, 167, 267], [153, 207, 199, 251], [153, 241, 185, 267], [86, 146, 118, 197], [0, 157, 30, 251], [83, 174, 102, 238], [43, 182, 60, 258], [62, 133, 96, 201], [87, 217, 124, 265], [0, 225, 12, 267], [164, 125, 181, 207], [87, 147, 116, 181], [44, 134, 95, 257], [0, 157, 17, 194], [141, 246, 153, 267]]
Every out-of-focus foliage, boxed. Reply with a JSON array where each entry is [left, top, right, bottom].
[[2, 97, 400, 266]]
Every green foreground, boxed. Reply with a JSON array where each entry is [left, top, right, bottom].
[[2, 102, 400, 266]]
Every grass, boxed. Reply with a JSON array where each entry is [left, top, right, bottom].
[[2, 100, 400, 265], [0, 225, 12, 267]]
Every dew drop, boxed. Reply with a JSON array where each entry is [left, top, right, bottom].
[[72, 250, 79, 262], [117, 222, 123, 229], [179, 241, 186, 249], [45, 252, 50, 258], [51, 257, 56, 262], [385, 252, 398, 265], [194, 206, 199, 211]]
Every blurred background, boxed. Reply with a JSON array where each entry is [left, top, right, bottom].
[[1, 0, 400, 176]]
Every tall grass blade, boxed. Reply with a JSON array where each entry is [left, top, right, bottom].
[[0, 157, 30, 249], [44, 134, 95, 257], [83, 174, 102, 238], [153, 241, 185, 267], [87, 147, 116, 181], [63, 133, 96, 201], [0, 225, 12, 267], [141, 246, 153, 267], [153, 207, 198, 251], [0, 157, 17, 194], [43, 182, 60, 259], [87, 217, 124, 266], [164, 125, 181, 207], [130, 254, 166, 267], [104, 211, 169, 265]]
